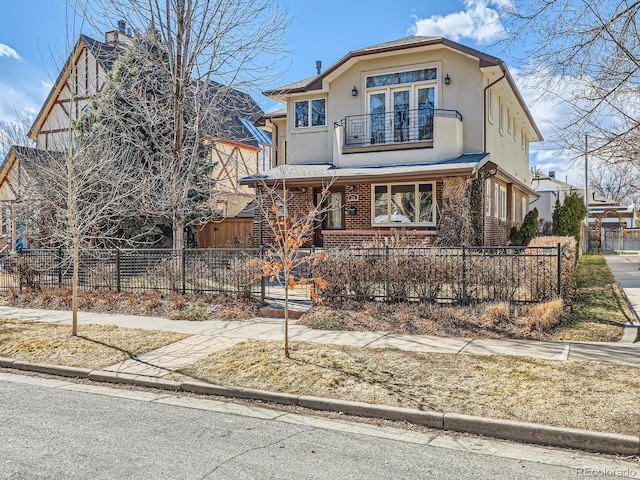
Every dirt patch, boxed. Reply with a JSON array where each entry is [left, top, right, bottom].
[[0, 318, 188, 368], [1, 287, 262, 321], [169, 339, 640, 436], [298, 300, 564, 340]]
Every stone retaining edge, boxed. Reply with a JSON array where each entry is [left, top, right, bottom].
[[1, 361, 638, 456]]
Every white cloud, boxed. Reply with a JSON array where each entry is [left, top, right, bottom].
[[409, 0, 511, 45], [0, 81, 41, 124], [0, 44, 20, 60]]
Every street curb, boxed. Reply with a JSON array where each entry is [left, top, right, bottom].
[[621, 324, 639, 343], [443, 413, 639, 456], [1, 361, 638, 456]]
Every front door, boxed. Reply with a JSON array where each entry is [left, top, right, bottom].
[[313, 188, 344, 247]]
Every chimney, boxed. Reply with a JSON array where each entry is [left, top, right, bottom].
[[117, 20, 127, 33], [549, 171, 555, 178], [315, 60, 322, 75]]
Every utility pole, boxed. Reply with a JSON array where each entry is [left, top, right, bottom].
[[584, 133, 589, 225]]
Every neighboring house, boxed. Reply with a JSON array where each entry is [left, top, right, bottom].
[[588, 200, 636, 230], [241, 36, 542, 247], [0, 22, 270, 251], [529, 171, 577, 223], [531, 171, 636, 230]]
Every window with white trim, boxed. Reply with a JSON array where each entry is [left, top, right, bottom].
[[485, 179, 492, 216], [294, 98, 326, 128], [499, 98, 504, 135], [373, 182, 435, 225], [507, 110, 512, 135], [499, 186, 507, 221], [494, 184, 499, 217]]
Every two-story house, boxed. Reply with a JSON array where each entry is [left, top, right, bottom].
[[241, 36, 542, 247], [0, 21, 271, 250]]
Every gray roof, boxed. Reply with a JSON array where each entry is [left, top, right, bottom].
[[81, 34, 119, 71], [240, 153, 489, 185], [350, 35, 439, 53]]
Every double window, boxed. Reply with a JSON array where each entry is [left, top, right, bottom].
[[366, 68, 437, 144], [294, 98, 326, 128], [373, 182, 435, 226]]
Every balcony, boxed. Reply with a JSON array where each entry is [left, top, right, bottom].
[[339, 108, 462, 148]]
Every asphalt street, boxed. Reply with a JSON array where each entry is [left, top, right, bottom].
[[1, 372, 638, 479]]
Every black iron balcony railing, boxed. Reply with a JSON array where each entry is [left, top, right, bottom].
[[339, 108, 462, 148]]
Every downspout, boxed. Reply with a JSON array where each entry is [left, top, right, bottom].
[[482, 67, 506, 245]]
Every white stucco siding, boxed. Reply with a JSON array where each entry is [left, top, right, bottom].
[[484, 76, 536, 185]]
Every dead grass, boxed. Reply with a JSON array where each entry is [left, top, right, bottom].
[[1, 287, 262, 322], [0, 318, 188, 368], [301, 254, 627, 342], [299, 300, 564, 340], [169, 340, 640, 436], [552, 255, 630, 341]]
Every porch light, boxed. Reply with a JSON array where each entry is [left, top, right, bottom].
[[444, 74, 451, 85], [352, 86, 358, 96]]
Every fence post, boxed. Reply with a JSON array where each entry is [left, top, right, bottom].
[[115, 248, 121, 293], [462, 244, 467, 304], [260, 246, 266, 303], [385, 245, 390, 302], [57, 246, 63, 288], [181, 248, 187, 295], [557, 242, 562, 298]]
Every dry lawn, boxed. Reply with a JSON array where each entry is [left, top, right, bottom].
[[170, 340, 640, 436], [552, 255, 631, 341], [299, 300, 565, 340], [2, 287, 262, 322], [0, 318, 188, 368]]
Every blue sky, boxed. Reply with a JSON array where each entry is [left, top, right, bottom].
[[0, 0, 576, 182]]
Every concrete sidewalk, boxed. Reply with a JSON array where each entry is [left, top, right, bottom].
[[604, 253, 640, 324], [0, 305, 639, 370]]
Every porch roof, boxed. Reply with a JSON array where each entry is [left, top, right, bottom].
[[240, 153, 489, 186]]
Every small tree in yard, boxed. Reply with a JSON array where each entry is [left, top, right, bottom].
[[510, 208, 538, 246], [248, 180, 329, 358], [552, 193, 587, 245]]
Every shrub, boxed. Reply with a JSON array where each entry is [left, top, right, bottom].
[[528, 236, 578, 307], [522, 299, 564, 332], [510, 208, 538, 246], [552, 193, 587, 247]]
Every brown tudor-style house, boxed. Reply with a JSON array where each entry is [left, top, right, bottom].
[[241, 36, 542, 248]]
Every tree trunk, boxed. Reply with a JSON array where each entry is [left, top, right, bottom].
[[173, 217, 185, 250], [284, 278, 289, 359], [72, 237, 79, 336]]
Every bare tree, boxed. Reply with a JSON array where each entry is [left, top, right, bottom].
[[249, 178, 330, 358], [0, 119, 32, 158], [82, 0, 287, 249], [20, 107, 146, 335], [589, 161, 640, 204], [504, 1, 640, 164]]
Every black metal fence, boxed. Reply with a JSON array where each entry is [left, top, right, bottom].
[[341, 108, 462, 147], [0, 245, 562, 305], [1, 248, 265, 298], [314, 245, 562, 304]]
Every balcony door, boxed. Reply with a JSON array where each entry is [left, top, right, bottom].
[[368, 86, 435, 145]]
